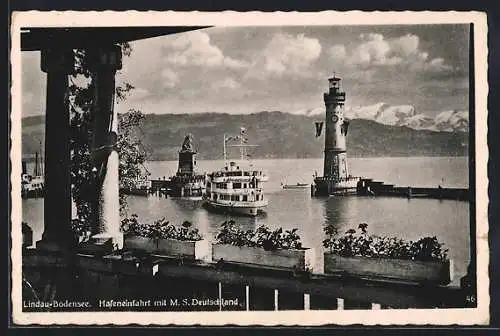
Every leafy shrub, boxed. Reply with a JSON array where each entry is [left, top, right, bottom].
[[121, 214, 202, 241], [215, 220, 303, 251], [322, 223, 448, 262]]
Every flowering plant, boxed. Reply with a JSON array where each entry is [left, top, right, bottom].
[[121, 214, 202, 241], [215, 220, 303, 251], [322, 223, 449, 262]]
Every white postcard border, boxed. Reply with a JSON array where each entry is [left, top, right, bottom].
[[10, 10, 489, 326]]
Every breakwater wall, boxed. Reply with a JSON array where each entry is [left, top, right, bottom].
[[356, 179, 469, 201]]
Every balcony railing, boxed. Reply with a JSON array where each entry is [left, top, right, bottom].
[[22, 248, 469, 311]]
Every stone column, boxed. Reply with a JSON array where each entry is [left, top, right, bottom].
[[87, 45, 123, 250], [36, 48, 74, 252]]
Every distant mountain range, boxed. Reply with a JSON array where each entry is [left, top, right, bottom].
[[21, 110, 468, 161], [295, 102, 469, 133]]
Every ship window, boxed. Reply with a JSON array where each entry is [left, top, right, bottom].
[[231, 195, 239, 201], [244, 172, 250, 176], [243, 195, 248, 201], [233, 182, 242, 189], [206, 182, 211, 188]]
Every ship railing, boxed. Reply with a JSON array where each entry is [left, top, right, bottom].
[[210, 188, 264, 195], [209, 199, 268, 207], [211, 176, 267, 183], [314, 176, 361, 183]]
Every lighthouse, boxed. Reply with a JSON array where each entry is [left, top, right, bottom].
[[313, 75, 359, 196], [324, 75, 349, 179]]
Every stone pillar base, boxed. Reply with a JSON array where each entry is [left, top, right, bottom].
[[78, 233, 123, 255], [36, 239, 68, 253]]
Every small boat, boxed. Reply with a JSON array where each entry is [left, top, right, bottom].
[[21, 150, 45, 199], [21, 173, 44, 199], [120, 179, 151, 196], [281, 182, 310, 189], [204, 130, 268, 217]]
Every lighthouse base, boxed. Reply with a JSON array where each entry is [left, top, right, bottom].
[[312, 176, 360, 196]]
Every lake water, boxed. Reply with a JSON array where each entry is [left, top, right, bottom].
[[22, 157, 470, 285]]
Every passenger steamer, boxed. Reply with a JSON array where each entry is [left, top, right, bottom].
[[204, 129, 268, 216]]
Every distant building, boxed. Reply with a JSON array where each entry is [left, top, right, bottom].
[[168, 134, 206, 198]]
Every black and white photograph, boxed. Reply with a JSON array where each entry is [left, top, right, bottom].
[[10, 11, 489, 325]]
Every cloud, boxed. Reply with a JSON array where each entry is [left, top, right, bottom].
[[212, 77, 241, 90], [21, 26, 468, 118], [162, 31, 249, 70], [22, 52, 46, 117], [128, 87, 150, 100], [334, 33, 454, 72], [390, 34, 420, 58], [427, 57, 454, 72], [160, 68, 179, 88], [246, 33, 322, 78], [349, 33, 391, 66], [329, 45, 347, 62]]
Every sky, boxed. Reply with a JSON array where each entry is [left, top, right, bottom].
[[21, 24, 469, 118]]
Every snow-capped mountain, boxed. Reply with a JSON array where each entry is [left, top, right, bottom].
[[433, 110, 469, 132], [295, 103, 468, 133], [399, 114, 436, 130], [345, 103, 417, 127], [291, 107, 324, 116]]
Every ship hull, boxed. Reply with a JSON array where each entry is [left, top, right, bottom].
[[21, 188, 44, 199], [203, 200, 267, 217], [282, 184, 310, 190], [120, 188, 150, 196]]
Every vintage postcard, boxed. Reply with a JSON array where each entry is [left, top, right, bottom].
[[10, 11, 489, 325]]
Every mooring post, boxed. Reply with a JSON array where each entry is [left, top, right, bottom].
[[245, 285, 250, 311], [218, 282, 223, 311], [87, 45, 123, 250], [274, 289, 279, 311], [36, 48, 75, 252], [304, 293, 310, 310]]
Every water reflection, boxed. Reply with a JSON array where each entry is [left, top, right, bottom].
[[22, 157, 470, 283]]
